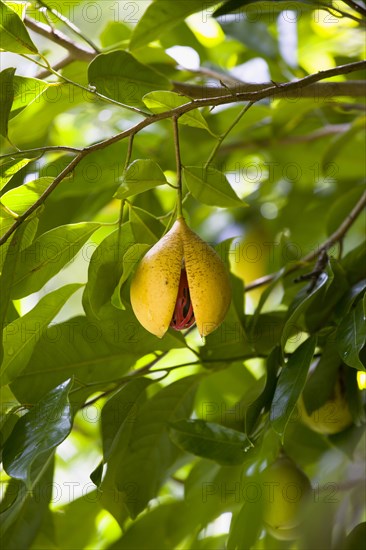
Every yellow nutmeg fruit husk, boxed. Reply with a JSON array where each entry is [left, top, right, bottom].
[[261, 455, 311, 534], [130, 217, 231, 338]]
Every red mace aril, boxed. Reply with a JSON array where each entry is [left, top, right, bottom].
[[170, 269, 195, 330]]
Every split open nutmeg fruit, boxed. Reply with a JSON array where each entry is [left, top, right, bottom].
[[130, 217, 231, 338]]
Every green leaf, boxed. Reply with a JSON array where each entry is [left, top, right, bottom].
[[169, 419, 253, 465], [116, 374, 201, 518], [0, 458, 54, 545], [51, 492, 103, 550], [111, 243, 150, 310], [0, 1, 38, 54], [9, 315, 138, 406], [183, 166, 245, 208], [227, 493, 263, 550], [0, 221, 33, 365], [10, 76, 57, 119], [88, 51, 171, 107], [1, 177, 52, 215], [129, 0, 220, 49], [281, 272, 328, 350], [82, 224, 134, 319], [2, 379, 72, 488], [336, 297, 366, 370], [0, 157, 32, 193], [143, 91, 216, 135], [5, 2, 28, 19], [0, 284, 82, 386], [341, 241, 366, 285], [100, 377, 153, 464], [322, 117, 366, 170], [270, 336, 317, 442], [129, 205, 164, 244], [10, 222, 101, 299], [245, 346, 281, 435], [0, 67, 15, 137], [0, 213, 38, 272], [302, 334, 343, 413], [115, 159, 168, 200], [108, 501, 195, 550]]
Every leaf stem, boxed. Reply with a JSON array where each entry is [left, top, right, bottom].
[[36, 0, 100, 53], [172, 116, 183, 218], [205, 101, 254, 168]]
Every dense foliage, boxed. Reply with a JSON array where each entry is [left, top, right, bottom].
[[0, 0, 365, 548]]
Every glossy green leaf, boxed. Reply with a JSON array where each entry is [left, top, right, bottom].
[[82, 224, 134, 319], [0, 1, 38, 54], [169, 419, 253, 465], [302, 335, 343, 413], [10, 76, 57, 119], [245, 346, 281, 435], [129, 205, 164, 244], [183, 166, 245, 208], [111, 243, 150, 310], [0, 221, 33, 364], [5, 2, 28, 19], [115, 159, 168, 200], [0, 283, 82, 386], [9, 315, 138, 406], [3, 379, 72, 487], [143, 91, 216, 135], [1, 177, 52, 215], [0, 67, 15, 137], [0, 157, 32, 192], [281, 273, 328, 350], [344, 522, 366, 550], [116, 374, 201, 518], [337, 297, 366, 370], [101, 377, 153, 463], [270, 336, 317, 442], [11, 222, 101, 299], [129, 0, 219, 49], [341, 241, 366, 285], [88, 51, 171, 107], [0, 457, 54, 546], [0, 213, 38, 272]]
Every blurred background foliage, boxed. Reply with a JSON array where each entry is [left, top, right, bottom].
[[0, 0, 365, 548]]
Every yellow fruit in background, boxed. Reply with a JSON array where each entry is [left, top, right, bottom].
[[298, 378, 353, 435], [261, 455, 311, 537], [266, 524, 300, 541], [130, 217, 231, 338], [229, 228, 270, 308]]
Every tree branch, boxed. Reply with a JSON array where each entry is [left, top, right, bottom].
[[173, 80, 366, 99], [245, 190, 366, 292], [341, 0, 366, 17], [1, 60, 365, 246], [25, 17, 95, 61]]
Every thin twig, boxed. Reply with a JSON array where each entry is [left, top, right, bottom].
[[0, 146, 82, 160], [341, 0, 366, 17], [34, 1, 100, 53], [245, 191, 366, 293], [205, 101, 254, 168], [172, 116, 183, 217]]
